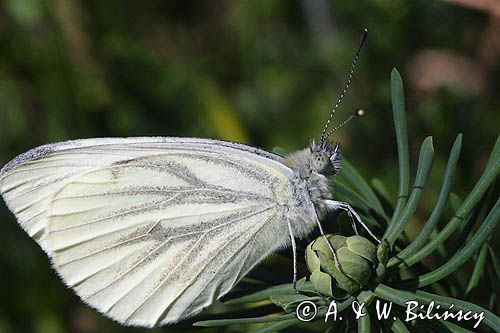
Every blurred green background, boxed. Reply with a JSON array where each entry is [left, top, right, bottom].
[[0, 0, 498, 332]]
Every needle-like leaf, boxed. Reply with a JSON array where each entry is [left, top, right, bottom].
[[383, 136, 434, 247], [388, 134, 462, 267], [390, 68, 410, 224]]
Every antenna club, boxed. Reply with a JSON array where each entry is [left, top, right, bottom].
[[360, 29, 368, 48], [356, 109, 365, 117]]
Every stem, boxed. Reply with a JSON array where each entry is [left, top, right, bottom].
[[401, 136, 500, 267], [391, 318, 410, 332], [390, 69, 410, 225], [384, 137, 434, 246], [388, 134, 461, 267], [373, 284, 500, 332], [414, 197, 500, 287]]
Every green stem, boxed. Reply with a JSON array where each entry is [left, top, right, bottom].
[[373, 284, 500, 332], [388, 134, 461, 267], [384, 137, 434, 247], [225, 279, 312, 305], [358, 311, 371, 332], [332, 179, 383, 227], [435, 320, 475, 332], [340, 159, 387, 219], [371, 178, 393, 208], [333, 178, 373, 210], [390, 68, 410, 224], [401, 136, 500, 267], [414, 197, 500, 287], [391, 317, 410, 332], [249, 318, 300, 333], [194, 313, 296, 327], [465, 242, 489, 295]]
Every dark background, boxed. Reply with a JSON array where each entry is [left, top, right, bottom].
[[0, 1, 498, 332]]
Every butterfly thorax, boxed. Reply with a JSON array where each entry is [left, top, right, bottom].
[[283, 140, 341, 217]]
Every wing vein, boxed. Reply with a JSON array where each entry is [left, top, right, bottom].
[[130, 208, 277, 323], [80, 207, 272, 300]]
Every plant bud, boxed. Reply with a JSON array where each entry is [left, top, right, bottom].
[[305, 234, 377, 295], [377, 242, 389, 266]]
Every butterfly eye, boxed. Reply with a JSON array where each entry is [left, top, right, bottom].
[[312, 152, 330, 173]]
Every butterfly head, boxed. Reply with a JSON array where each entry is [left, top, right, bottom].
[[309, 139, 341, 176], [311, 29, 368, 177], [312, 107, 364, 177]]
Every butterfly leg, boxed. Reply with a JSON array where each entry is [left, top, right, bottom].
[[324, 200, 381, 244], [285, 218, 298, 292], [349, 210, 359, 235], [313, 210, 345, 274]]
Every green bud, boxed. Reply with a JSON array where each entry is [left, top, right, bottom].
[[310, 269, 333, 297], [377, 242, 389, 266], [305, 234, 377, 295]]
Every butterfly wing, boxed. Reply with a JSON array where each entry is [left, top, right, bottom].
[[0, 137, 295, 327]]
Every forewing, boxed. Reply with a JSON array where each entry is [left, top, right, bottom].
[[0, 137, 294, 327], [0, 137, 286, 250]]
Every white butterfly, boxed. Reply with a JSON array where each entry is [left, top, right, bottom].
[[0, 30, 379, 327], [0, 134, 379, 327]]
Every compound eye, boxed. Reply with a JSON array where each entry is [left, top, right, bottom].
[[312, 152, 328, 171]]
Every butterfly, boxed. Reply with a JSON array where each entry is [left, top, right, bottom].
[[0, 29, 379, 327]]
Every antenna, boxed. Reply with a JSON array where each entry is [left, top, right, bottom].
[[323, 109, 364, 139], [320, 28, 368, 144]]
